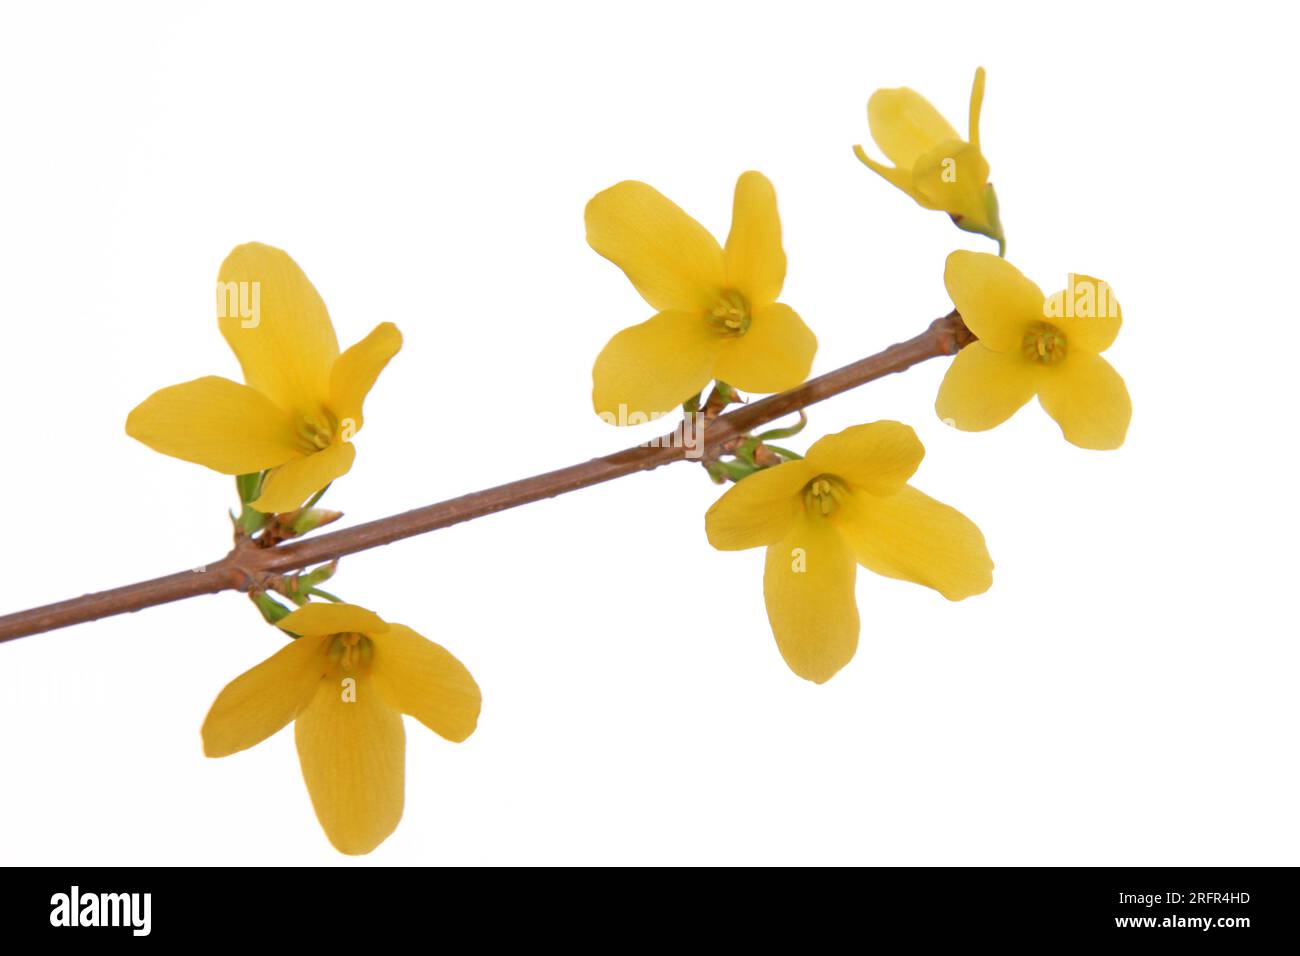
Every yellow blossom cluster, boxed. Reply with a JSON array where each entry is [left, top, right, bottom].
[[123, 67, 1127, 853]]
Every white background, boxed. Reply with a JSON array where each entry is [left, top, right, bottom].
[[0, 1, 1296, 866]]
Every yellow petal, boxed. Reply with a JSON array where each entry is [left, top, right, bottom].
[[217, 242, 339, 416], [1045, 275, 1122, 354], [585, 181, 725, 313], [704, 459, 814, 551], [712, 303, 816, 394], [967, 67, 987, 151], [913, 139, 992, 230], [370, 625, 481, 742], [329, 322, 402, 433], [867, 86, 960, 170], [764, 513, 859, 683], [944, 251, 1044, 351], [592, 310, 721, 423], [201, 635, 328, 758], [278, 602, 390, 638], [295, 677, 405, 855], [125, 375, 300, 474], [724, 171, 786, 310], [935, 344, 1038, 431], [252, 440, 356, 513], [804, 421, 924, 495], [837, 486, 992, 601], [851, 146, 937, 208], [1037, 351, 1131, 450]]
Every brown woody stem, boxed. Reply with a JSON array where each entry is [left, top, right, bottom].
[[0, 311, 972, 643]]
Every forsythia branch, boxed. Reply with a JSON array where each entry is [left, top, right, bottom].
[[0, 311, 973, 644]]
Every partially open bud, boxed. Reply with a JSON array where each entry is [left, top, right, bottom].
[[854, 67, 1005, 254]]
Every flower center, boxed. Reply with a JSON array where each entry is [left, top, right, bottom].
[[1022, 322, 1068, 365], [708, 290, 751, 336], [327, 632, 373, 673], [803, 476, 841, 517], [296, 409, 337, 452]]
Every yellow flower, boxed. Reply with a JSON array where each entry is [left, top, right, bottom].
[[587, 172, 817, 423], [936, 251, 1131, 450], [201, 602, 480, 855], [125, 243, 401, 513], [854, 67, 1004, 253], [705, 422, 992, 683]]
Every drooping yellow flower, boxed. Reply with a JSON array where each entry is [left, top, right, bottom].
[[587, 172, 817, 423], [705, 422, 992, 683], [202, 602, 480, 855], [125, 243, 401, 513], [937, 251, 1131, 450], [854, 67, 1004, 253]]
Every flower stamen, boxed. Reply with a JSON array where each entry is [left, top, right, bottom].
[[708, 290, 751, 336], [803, 476, 841, 517], [1022, 322, 1067, 366], [328, 632, 373, 672], [296, 410, 338, 452]]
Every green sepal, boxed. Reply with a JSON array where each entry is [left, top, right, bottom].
[[705, 459, 759, 484], [234, 473, 269, 533], [951, 183, 1006, 256], [301, 482, 332, 510], [236, 472, 265, 504], [289, 508, 343, 536], [235, 504, 268, 535], [298, 561, 339, 590], [764, 444, 803, 461], [251, 591, 293, 627], [755, 410, 808, 442], [709, 381, 741, 406], [735, 437, 760, 466]]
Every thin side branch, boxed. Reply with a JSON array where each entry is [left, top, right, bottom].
[[0, 311, 972, 643]]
